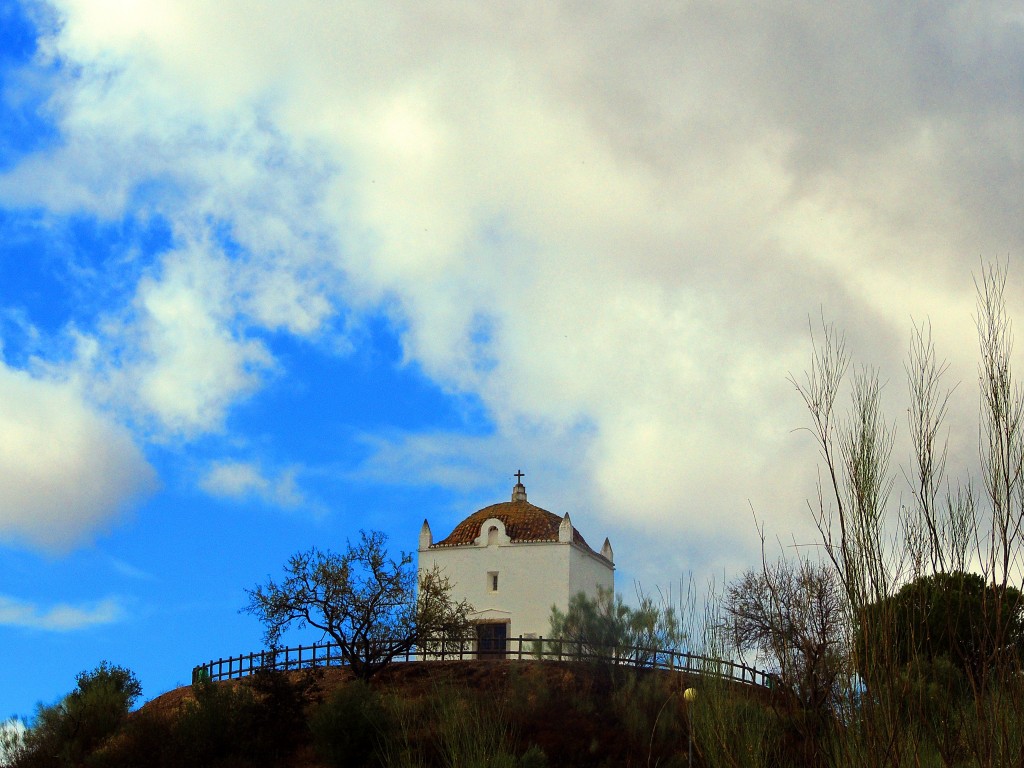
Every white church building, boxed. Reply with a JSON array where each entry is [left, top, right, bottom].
[[418, 473, 614, 655]]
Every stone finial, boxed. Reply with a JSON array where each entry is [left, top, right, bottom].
[[511, 470, 528, 502], [601, 537, 614, 564], [419, 519, 433, 550], [558, 513, 573, 543]]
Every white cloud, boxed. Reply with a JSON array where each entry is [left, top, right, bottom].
[[199, 460, 304, 509], [116, 246, 275, 437], [0, 363, 156, 551], [1, 0, 1021, 573], [0, 594, 124, 631]]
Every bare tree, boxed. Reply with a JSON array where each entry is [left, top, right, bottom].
[[244, 530, 472, 680], [976, 262, 1024, 590], [723, 556, 847, 716], [790, 323, 899, 613]]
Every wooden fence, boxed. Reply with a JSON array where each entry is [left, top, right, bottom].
[[192, 635, 775, 689]]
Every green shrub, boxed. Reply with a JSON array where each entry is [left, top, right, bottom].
[[689, 680, 780, 768], [246, 670, 318, 764], [309, 680, 387, 768], [87, 672, 315, 768], [433, 686, 519, 768], [609, 673, 687, 765], [84, 709, 176, 768], [14, 662, 141, 768], [174, 680, 255, 766], [518, 744, 548, 768]]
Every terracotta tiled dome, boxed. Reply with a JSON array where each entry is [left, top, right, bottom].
[[432, 500, 596, 553]]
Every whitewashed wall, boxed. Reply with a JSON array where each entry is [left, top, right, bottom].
[[419, 532, 613, 640]]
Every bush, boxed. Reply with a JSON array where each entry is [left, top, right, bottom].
[[87, 672, 316, 768], [858, 571, 1024, 683], [84, 710, 176, 768], [609, 673, 687, 766], [432, 686, 519, 768], [247, 670, 319, 763], [14, 662, 141, 768], [518, 745, 548, 768], [309, 680, 387, 768], [172, 677, 311, 767]]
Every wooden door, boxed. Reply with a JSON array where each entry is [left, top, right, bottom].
[[476, 622, 507, 658]]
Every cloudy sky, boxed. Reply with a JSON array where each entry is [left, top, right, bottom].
[[1, 0, 1022, 719]]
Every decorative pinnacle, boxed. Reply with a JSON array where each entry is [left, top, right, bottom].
[[512, 469, 527, 502]]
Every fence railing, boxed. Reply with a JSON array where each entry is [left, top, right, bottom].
[[192, 635, 775, 689]]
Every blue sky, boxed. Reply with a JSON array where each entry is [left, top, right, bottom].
[[1, 0, 1022, 721]]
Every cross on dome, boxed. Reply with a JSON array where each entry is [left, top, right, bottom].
[[512, 469, 527, 502]]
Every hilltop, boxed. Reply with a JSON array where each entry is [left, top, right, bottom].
[[72, 660, 764, 768]]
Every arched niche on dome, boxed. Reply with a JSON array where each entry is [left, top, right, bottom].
[[473, 517, 511, 547]]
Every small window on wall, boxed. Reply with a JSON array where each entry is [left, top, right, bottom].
[[488, 571, 499, 592]]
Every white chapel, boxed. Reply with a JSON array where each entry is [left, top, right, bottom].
[[418, 473, 614, 654]]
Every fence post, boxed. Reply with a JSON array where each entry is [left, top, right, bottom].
[[189, 638, 773, 689]]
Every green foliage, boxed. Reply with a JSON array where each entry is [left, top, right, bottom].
[[75, 664, 142, 712], [247, 670, 319, 763], [689, 678, 781, 768], [173, 679, 262, 766], [14, 662, 141, 768], [13, 658, 790, 768], [84, 710, 176, 768], [544, 587, 685, 665], [373, 684, 524, 768], [518, 745, 548, 768], [86, 671, 317, 768], [244, 530, 472, 680], [432, 686, 520, 768], [608, 673, 689, 767], [859, 571, 1024, 682], [309, 680, 387, 768], [171, 673, 318, 768]]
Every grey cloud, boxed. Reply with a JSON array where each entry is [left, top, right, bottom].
[[1, 0, 1020, 575]]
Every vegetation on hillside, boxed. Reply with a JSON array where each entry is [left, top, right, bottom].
[[7, 662, 727, 768], [706, 262, 1024, 766], [11, 262, 1024, 767], [8, 663, 141, 768]]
